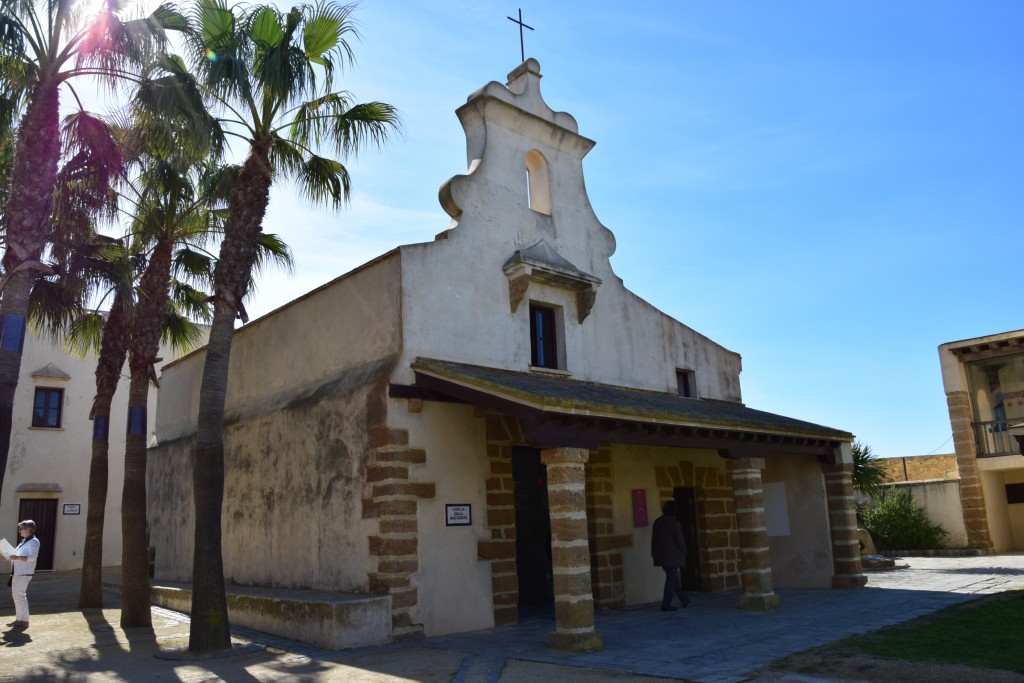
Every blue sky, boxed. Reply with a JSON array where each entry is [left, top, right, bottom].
[[242, 1, 1024, 458]]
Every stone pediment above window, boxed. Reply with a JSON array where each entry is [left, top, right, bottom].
[[17, 482, 62, 492], [31, 363, 71, 381], [503, 240, 602, 323]]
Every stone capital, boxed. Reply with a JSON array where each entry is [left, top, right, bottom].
[[726, 457, 766, 472], [541, 447, 591, 466]]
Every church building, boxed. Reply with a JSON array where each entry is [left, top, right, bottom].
[[148, 60, 866, 650]]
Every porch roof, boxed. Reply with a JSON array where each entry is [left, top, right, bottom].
[[403, 358, 852, 460]]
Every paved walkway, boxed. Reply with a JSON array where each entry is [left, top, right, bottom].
[[1, 553, 1022, 682]]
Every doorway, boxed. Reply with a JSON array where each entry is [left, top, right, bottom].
[[673, 487, 701, 591], [513, 446, 553, 610], [17, 498, 57, 572]]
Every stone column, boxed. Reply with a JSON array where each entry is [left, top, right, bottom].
[[822, 462, 868, 589], [947, 390, 993, 549], [727, 458, 781, 611], [541, 447, 603, 652]]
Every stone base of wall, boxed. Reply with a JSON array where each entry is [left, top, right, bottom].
[[152, 583, 392, 650], [548, 630, 604, 652], [739, 592, 781, 611], [832, 574, 869, 588]]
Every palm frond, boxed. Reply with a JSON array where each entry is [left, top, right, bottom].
[[294, 153, 348, 208], [170, 279, 212, 320], [172, 245, 214, 282], [187, 0, 253, 104], [252, 231, 293, 276], [28, 275, 84, 343], [289, 93, 399, 158], [852, 440, 888, 499], [63, 309, 107, 358], [164, 282, 212, 340], [265, 132, 303, 176], [131, 57, 224, 161]]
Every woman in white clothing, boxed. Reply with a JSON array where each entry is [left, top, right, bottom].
[[8, 520, 39, 629]]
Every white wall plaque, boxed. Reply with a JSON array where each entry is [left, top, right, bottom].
[[445, 504, 472, 526]]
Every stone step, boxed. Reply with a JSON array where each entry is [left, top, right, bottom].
[[151, 582, 392, 650]]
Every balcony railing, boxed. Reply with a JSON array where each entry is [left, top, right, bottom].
[[973, 420, 1022, 457]]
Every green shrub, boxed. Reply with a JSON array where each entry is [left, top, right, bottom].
[[861, 489, 948, 550]]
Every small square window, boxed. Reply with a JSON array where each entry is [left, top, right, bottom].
[[1007, 483, 1024, 505], [32, 388, 63, 428], [530, 304, 559, 369], [676, 369, 696, 398]]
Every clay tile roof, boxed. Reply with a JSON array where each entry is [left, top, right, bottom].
[[411, 357, 851, 442]]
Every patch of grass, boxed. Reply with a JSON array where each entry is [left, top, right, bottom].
[[836, 590, 1024, 673]]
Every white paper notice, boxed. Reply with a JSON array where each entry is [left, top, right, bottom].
[[0, 538, 14, 559]]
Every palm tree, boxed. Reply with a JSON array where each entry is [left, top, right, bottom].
[[0, 0, 185, 502], [172, 0, 399, 652], [112, 117, 292, 623], [26, 104, 129, 607], [72, 172, 289, 614], [24, 103, 131, 608], [78, 286, 132, 609], [115, 116, 218, 624], [38, 240, 135, 610], [0, 123, 15, 222], [852, 440, 887, 500]]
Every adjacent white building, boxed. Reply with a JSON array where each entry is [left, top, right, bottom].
[[1, 323, 182, 572], [939, 329, 1024, 552]]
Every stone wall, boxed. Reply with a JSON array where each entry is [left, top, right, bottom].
[[655, 460, 741, 592], [363, 425, 436, 641], [478, 415, 631, 619], [878, 454, 958, 483], [586, 445, 629, 608], [480, 414, 523, 626], [148, 374, 389, 591]]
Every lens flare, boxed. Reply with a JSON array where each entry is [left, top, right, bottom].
[[206, 49, 217, 62]]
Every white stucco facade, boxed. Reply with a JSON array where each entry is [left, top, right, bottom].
[[395, 61, 741, 398], [938, 329, 1024, 552], [0, 325, 180, 572]]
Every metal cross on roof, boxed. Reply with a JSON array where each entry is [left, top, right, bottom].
[[507, 8, 534, 63]]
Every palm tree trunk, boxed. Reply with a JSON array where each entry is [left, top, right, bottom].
[[80, 392, 114, 608], [0, 78, 61, 504], [189, 308, 233, 651], [120, 237, 175, 628], [120, 369, 152, 627], [189, 137, 273, 653], [80, 296, 131, 609]]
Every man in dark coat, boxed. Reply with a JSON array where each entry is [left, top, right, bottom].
[[651, 500, 689, 611]]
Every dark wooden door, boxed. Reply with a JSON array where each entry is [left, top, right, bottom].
[[17, 499, 57, 571], [512, 447, 553, 608], [673, 487, 701, 591]]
